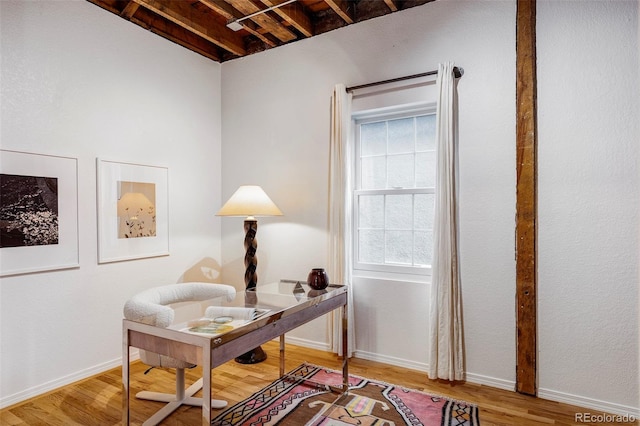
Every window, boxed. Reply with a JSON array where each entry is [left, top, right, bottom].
[[353, 106, 436, 277]]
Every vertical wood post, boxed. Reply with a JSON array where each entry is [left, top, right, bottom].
[[516, 0, 538, 396]]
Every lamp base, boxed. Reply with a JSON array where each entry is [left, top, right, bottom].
[[235, 346, 267, 364]]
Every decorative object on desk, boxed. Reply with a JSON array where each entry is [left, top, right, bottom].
[[307, 267, 329, 290], [211, 363, 480, 426], [292, 281, 306, 301], [0, 150, 79, 277], [217, 185, 283, 364], [97, 159, 169, 263]]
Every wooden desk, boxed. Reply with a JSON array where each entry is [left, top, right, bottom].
[[122, 281, 348, 425]]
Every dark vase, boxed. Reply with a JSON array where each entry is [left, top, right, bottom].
[[307, 268, 329, 290]]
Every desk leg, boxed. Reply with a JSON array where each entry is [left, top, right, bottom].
[[202, 342, 212, 426], [342, 305, 349, 393], [122, 324, 130, 425], [279, 335, 285, 377]]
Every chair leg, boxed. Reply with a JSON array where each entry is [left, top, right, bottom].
[[136, 368, 227, 426]]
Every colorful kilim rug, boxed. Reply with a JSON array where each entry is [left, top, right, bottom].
[[212, 363, 480, 426]]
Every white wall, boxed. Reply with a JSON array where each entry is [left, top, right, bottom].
[[537, 0, 639, 413], [0, 0, 223, 407], [220, 0, 517, 389], [220, 0, 639, 416]]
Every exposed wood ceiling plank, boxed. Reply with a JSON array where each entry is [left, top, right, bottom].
[[87, 0, 435, 62], [120, 1, 140, 18], [262, 0, 314, 38], [199, 0, 278, 47], [133, 0, 246, 56], [131, 6, 222, 61], [324, 0, 354, 24], [383, 0, 398, 12], [226, 0, 297, 42]]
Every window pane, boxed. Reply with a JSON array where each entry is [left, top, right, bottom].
[[355, 109, 436, 274], [361, 156, 386, 189], [385, 194, 412, 229], [361, 121, 386, 156], [359, 230, 384, 264], [414, 194, 434, 230], [386, 231, 413, 264], [359, 195, 384, 228], [388, 117, 414, 154], [387, 154, 414, 188], [416, 114, 436, 151], [414, 231, 433, 266], [415, 152, 436, 188]]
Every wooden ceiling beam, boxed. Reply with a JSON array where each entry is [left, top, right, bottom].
[[383, 0, 398, 12], [199, 0, 278, 47], [130, 6, 223, 61], [262, 0, 314, 38], [120, 1, 140, 18], [133, 0, 246, 56], [226, 0, 297, 43], [325, 0, 354, 24]]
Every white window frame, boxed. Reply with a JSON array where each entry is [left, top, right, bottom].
[[352, 104, 436, 280]]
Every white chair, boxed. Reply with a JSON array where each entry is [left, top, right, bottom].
[[123, 282, 236, 425]]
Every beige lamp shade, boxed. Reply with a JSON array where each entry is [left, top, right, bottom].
[[216, 185, 283, 218]]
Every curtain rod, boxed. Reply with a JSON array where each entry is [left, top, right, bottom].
[[346, 66, 463, 92]]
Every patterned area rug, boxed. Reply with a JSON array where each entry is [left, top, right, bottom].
[[212, 363, 480, 425]]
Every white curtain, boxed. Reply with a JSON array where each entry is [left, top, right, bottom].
[[328, 84, 355, 357], [428, 62, 463, 381]]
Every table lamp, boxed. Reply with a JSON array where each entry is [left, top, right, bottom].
[[217, 185, 283, 363]]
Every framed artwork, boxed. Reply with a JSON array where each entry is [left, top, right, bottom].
[[0, 150, 79, 276], [97, 159, 169, 263]]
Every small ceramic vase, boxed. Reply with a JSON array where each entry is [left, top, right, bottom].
[[307, 268, 329, 290]]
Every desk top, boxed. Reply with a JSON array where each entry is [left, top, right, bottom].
[[128, 280, 346, 343]]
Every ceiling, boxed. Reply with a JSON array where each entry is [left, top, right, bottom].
[[87, 0, 434, 62]]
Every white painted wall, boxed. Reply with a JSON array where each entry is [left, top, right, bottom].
[[537, 0, 639, 412], [220, 0, 639, 415], [220, 0, 517, 389], [0, 0, 223, 407]]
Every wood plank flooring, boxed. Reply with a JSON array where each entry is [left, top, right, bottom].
[[1, 341, 635, 425]]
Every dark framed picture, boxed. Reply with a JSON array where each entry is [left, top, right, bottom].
[[0, 150, 79, 276]]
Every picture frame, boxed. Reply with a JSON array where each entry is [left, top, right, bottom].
[[97, 159, 169, 263], [0, 150, 79, 276]]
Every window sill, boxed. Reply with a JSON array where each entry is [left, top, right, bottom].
[[352, 269, 430, 285]]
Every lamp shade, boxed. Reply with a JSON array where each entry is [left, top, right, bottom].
[[216, 185, 283, 217]]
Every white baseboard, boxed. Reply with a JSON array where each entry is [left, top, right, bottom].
[[1, 356, 122, 409], [465, 372, 516, 391], [282, 335, 330, 352], [1, 350, 141, 410], [353, 349, 429, 373], [538, 388, 640, 418]]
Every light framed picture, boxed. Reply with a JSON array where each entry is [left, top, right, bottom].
[[0, 150, 79, 276], [97, 159, 169, 263]]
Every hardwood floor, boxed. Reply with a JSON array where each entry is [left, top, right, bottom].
[[1, 341, 635, 425]]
